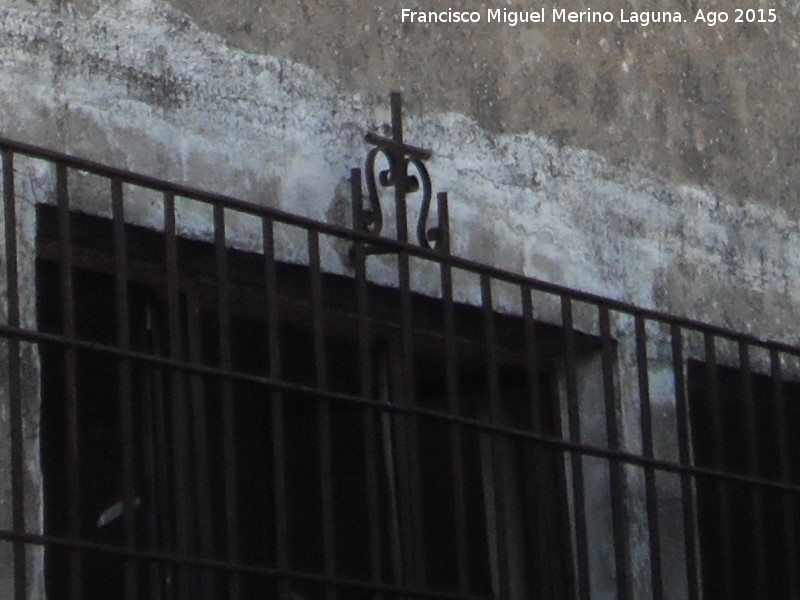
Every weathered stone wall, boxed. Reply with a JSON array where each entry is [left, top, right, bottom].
[[14, 0, 800, 213], [1, 1, 799, 599], [164, 0, 800, 213], [2, 0, 799, 333]]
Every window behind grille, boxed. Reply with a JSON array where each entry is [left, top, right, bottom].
[[688, 360, 800, 600], [37, 207, 574, 599]]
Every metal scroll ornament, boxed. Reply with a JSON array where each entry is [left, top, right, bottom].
[[353, 92, 448, 253]]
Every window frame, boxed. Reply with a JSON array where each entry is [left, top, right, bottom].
[[36, 206, 577, 599]]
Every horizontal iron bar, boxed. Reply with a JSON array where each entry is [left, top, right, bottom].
[[2, 322, 800, 494], [2, 136, 799, 352], [0, 529, 488, 600], [35, 239, 527, 366], [364, 132, 432, 160]]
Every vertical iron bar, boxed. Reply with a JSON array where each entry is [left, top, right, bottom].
[[263, 216, 289, 600], [309, 229, 336, 600], [391, 91, 403, 146], [523, 286, 574, 598], [561, 296, 590, 600], [440, 195, 468, 592], [215, 204, 240, 600], [704, 333, 733, 598], [113, 178, 138, 600], [4, 150, 26, 600], [391, 92, 408, 246], [438, 193, 469, 593], [393, 156, 425, 588], [186, 293, 217, 600], [738, 342, 767, 596], [55, 162, 80, 600], [599, 306, 630, 600], [771, 350, 798, 600], [139, 305, 165, 600], [481, 275, 510, 600], [309, 231, 328, 389], [521, 286, 545, 593], [147, 315, 173, 597], [351, 169, 383, 600], [634, 315, 663, 600], [388, 346, 409, 587], [671, 325, 700, 600], [165, 192, 192, 599]]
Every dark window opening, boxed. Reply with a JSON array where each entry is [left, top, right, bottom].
[[689, 360, 800, 600], [37, 207, 573, 599]]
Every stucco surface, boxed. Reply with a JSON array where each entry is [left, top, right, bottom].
[[141, 0, 800, 212], [1, 0, 800, 341]]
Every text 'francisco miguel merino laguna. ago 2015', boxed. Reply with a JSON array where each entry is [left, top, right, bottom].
[[398, 7, 778, 26]]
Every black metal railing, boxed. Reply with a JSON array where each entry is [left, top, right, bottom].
[[1, 101, 799, 600]]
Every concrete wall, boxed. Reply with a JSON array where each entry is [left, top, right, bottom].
[[1, 1, 799, 598]]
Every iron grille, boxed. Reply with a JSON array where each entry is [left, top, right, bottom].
[[1, 103, 799, 600]]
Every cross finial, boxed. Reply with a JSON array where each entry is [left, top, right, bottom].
[[364, 93, 431, 163], [351, 92, 448, 254], [391, 91, 403, 145]]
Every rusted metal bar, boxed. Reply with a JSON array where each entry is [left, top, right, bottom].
[[599, 306, 630, 600], [6, 135, 800, 358], [0, 526, 495, 600], [263, 216, 290, 600], [4, 313, 800, 494], [393, 155, 426, 587], [215, 204, 241, 600], [739, 342, 767, 596], [165, 191, 192, 599], [146, 312, 172, 598], [439, 193, 469, 594], [704, 333, 733, 598], [351, 168, 383, 600], [114, 178, 139, 600], [771, 350, 799, 600], [309, 229, 336, 600], [481, 275, 511, 600], [561, 296, 590, 600], [635, 315, 663, 600], [186, 292, 217, 600], [4, 149, 27, 600], [55, 162, 81, 600], [671, 325, 700, 600], [522, 285, 563, 597]]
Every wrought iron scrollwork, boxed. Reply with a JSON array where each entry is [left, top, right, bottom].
[[352, 92, 449, 254], [362, 146, 386, 235]]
